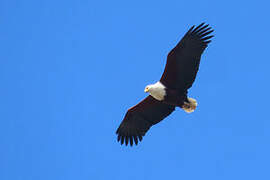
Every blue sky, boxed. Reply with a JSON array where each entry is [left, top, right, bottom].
[[1, 0, 270, 179]]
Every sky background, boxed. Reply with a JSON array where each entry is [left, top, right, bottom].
[[1, 0, 270, 179]]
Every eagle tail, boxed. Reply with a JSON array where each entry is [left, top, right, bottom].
[[182, 97, 197, 113]]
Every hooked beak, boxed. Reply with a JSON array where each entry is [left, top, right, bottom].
[[144, 88, 149, 93]]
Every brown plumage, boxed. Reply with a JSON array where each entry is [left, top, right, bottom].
[[116, 23, 214, 146]]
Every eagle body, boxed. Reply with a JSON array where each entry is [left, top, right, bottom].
[[147, 81, 188, 107], [116, 23, 214, 146], [163, 86, 188, 107]]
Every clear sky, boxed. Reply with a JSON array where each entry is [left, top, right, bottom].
[[1, 0, 270, 179]]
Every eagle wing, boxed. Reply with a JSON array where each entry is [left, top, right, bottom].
[[160, 23, 214, 91], [116, 96, 175, 146]]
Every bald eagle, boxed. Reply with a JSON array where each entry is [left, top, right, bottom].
[[116, 23, 214, 146]]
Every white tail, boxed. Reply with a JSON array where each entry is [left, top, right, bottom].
[[182, 97, 198, 113]]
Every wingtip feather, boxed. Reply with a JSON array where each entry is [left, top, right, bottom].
[[192, 22, 205, 33], [201, 35, 214, 41]]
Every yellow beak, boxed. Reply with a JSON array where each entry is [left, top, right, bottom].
[[144, 88, 149, 93]]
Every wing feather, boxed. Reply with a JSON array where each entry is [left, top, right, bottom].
[[116, 96, 175, 146], [160, 23, 214, 91]]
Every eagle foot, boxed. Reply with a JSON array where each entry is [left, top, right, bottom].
[[182, 97, 197, 113]]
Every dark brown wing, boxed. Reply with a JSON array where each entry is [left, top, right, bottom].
[[116, 96, 175, 146], [160, 23, 214, 91]]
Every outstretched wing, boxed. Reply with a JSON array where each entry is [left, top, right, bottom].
[[116, 96, 175, 146], [160, 23, 214, 91]]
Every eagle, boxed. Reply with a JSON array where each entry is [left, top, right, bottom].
[[116, 23, 214, 146]]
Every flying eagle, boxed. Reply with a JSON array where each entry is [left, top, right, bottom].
[[116, 23, 214, 146]]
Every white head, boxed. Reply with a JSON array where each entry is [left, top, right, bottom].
[[144, 81, 166, 101], [144, 84, 153, 93]]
